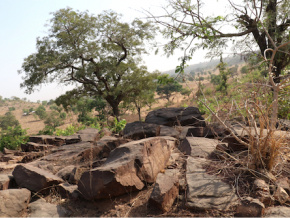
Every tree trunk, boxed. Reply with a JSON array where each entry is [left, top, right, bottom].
[[137, 107, 141, 122], [105, 96, 121, 121]]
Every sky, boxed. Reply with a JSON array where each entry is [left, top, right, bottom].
[[0, 0, 223, 102]]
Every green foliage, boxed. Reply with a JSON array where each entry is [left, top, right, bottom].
[[181, 87, 191, 97], [44, 111, 65, 128], [19, 8, 157, 118], [110, 118, 126, 133], [0, 112, 19, 131], [38, 125, 55, 135], [8, 107, 15, 111], [157, 74, 183, 101], [35, 105, 47, 120], [0, 125, 28, 151]]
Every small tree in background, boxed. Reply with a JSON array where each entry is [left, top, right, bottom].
[[157, 74, 183, 102]]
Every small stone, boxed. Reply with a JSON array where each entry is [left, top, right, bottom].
[[274, 187, 289, 204], [235, 197, 264, 217]]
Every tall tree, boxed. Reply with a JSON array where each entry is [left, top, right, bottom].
[[19, 8, 157, 119], [157, 74, 183, 102], [147, 0, 290, 82]]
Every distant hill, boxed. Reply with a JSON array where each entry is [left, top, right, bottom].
[[163, 55, 245, 75]]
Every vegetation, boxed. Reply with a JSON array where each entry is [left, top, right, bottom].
[[157, 74, 183, 102], [19, 8, 157, 119]]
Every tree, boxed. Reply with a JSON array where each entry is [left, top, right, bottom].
[[123, 69, 158, 121], [157, 74, 183, 102], [35, 105, 47, 120], [147, 0, 290, 81], [0, 112, 19, 131], [19, 8, 157, 120], [216, 56, 230, 94]]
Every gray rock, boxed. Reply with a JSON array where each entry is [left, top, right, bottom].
[[12, 164, 63, 193], [145, 107, 206, 127], [179, 137, 218, 157], [21, 142, 54, 152], [264, 206, 290, 217], [186, 157, 238, 210], [149, 169, 179, 212], [160, 126, 180, 138], [78, 137, 171, 200], [77, 128, 99, 142], [28, 198, 69, 217], [0, 188, 31, 217], [123, 121, 160, 140], [57, 183, 78, 199]]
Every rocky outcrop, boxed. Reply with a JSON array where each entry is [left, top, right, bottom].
[[264, 206, 290, 217], [78, 137, 171, 200], [0, 174, 12, 190], [0, 188, 31, 217], [145, 107, 206, 127], [77, 128, 99, 142], [12, 164, 63, 193]]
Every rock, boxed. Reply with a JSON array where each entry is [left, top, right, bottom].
[[21, 142, 54, 152], [179, 126, 212, 139], [149, 169, 179, 212], [99, 128, 113, 137], [12, 164, 63, 193], [264, 206, 290, 217], [0, 188, 31, 217], [77, 128, 99, 142], [0, 154, 23, 163], [29, 135, 61, 146], [29, 142, 98, 174], [92, 136, 130, 159], [254, 179, 274, 206], [274, 187, 289, 204], [186, 157, 238, 210], [277, 119, 290, 131], [78, 137, 171, 200], [235, 197, 264, 217], [55, 165, 76, 181], [222, 136, 248, 152], [3, 148, 18, 155], [276, 177, 290, 194], [55, 135, 81, 145], [21, 151, 46, 163], [28, 198, 69, 217], [145, 107, 206, 127], [123, 121, 160, 140], [0, 162, 17, 172], [179, 137, 218, 157], [160, 126, 179, 138], [0, 174, 12, 190], [57, 183, 78, 199]]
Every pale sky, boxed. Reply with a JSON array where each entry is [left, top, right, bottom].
[[0, 0, 223, 102]]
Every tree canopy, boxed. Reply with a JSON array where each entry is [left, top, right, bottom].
[[147, 0, 290, 81], [19, 8, 157, 119]]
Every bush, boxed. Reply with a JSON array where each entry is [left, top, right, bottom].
[[0, 112, 19, 131], [44, 111, 64, 128], [35, 105, 47, 120], [8, 107, 15, 111], [0, 125, 28, 151], [110, 118, 126, 133]]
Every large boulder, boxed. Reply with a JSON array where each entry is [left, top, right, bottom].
[[0, 188, 31, 217], [264, 206, 290, 217], [145, 107, 205, 127], [123, 121, 160, 140], [78, 137, 171, 200], [12, 164, 63, 193]]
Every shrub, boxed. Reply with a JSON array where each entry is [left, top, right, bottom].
[[8, 107, 15, 111], [0, 112, 19, 131], [0, 125, 28, 151], [35, 105, 47, 120], [110, 118, 126, 133]]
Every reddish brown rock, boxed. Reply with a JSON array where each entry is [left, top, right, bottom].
[[235, 197, 265, 217], [149, 169, 179, 212], [21, 142, 54, 152], [12, 164, 63, 193], [78, 137, 171, 200]]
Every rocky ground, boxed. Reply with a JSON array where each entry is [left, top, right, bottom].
[[1, 106, 290, 217]]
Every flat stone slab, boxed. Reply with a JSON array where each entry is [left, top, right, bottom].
[[0, 188, 31, 217], [179, 137, 218, 157], [12, 164, 63, 193], [28, 198, 69, 217], [77, 128, 99, 142], [186, 157, 238, 210]]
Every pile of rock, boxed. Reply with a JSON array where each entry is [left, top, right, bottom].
[[0, 107, 289, 217]]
